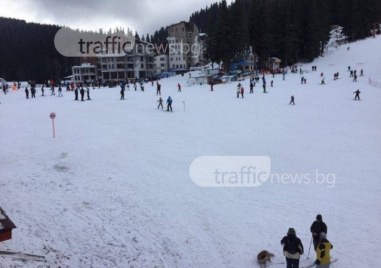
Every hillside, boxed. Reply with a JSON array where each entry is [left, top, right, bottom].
[[0, 35, 380, 267]]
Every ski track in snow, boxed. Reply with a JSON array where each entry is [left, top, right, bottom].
[[1, 35, 381, 267]]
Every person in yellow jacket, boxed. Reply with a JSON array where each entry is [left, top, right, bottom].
[[315, 232, 333, 268]]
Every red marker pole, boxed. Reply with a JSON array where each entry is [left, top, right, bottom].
[[50, 112, 56, 139]]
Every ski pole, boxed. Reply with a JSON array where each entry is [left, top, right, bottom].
[[307, 236, 313, 259]]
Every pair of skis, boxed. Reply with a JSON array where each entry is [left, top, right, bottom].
[[0, 250, 45, 262], [302, 258, 338, 268]]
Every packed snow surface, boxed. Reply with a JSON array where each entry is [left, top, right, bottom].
[[0, 36, 381, 267]]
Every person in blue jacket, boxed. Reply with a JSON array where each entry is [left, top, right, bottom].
[[166, 96, 173, 112]]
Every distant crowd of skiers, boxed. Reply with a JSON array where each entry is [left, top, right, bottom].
[[2, 64, 364, 108], [230, 64, 364, 106]]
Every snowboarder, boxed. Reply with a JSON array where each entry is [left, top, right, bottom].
[[289, 95, 295, 105], [281, 228, 304, 268], [353, 89, 361, 100], [177, 83, 181, 92], [315, 233, 333, 268], [80, 87, 85, 101], [86, 87, 91, 100], [157, 97, 163, 110], [166, 96, 173, 112], [25, 87, 29, 99], [310, 214, 328, 250]]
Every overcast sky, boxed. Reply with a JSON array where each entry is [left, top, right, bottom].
[[0, 0, 233, 35]]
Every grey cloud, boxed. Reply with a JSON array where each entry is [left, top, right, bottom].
[[11, 0, 223, 34]]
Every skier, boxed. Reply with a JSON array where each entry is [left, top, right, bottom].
[[86, 87, 91, 100], [30, 86, 36, 98], [74, 87, 79, 101], [166, 96, 173, 112], [236, 83, 241, 98], [353, 89, 361, 100], [178, 83, 181, 92], [41, 85, 45, 96], [157, 97, 163, 110], [281, 228, 304, 268], [321, 77, 325, 85], [240, 87, 244, 98], [310, 214, 328, 250], [51, 86, 55, 96], [120, 81, 126, 100], [353, 74, 358, 82], [58, 86, 63, 97], [80, 87, 85, 101], [315, 233, 333, 268], [250, 81, 254, 94], [25, 87, 29, 99], [360, 69, 364, 77], [271, 80, 273, 87], [210, 82, 214, 91], [289, 95, 295, 105], [156, 82, 161, 96]]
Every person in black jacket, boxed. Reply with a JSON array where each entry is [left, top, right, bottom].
[[310, 214, 328, 250], [80, 87, 85, 102], [354, 89, 361, 100], [281, 228, 304, 268], [74, 87, 79, 101]]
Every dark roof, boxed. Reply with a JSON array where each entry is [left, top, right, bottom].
[[167, 21, 198, 32], [0, 207, 16, 233]]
